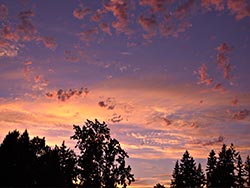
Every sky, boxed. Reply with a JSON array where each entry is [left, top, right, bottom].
[[0, 0, 250, 187]]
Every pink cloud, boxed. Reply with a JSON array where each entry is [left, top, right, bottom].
[[201, 0, 225, 11], [227, 0, 250, 20], [104, 0, 133, 35], [24, 61, 32, 65], [196, 64, 213, 86], [216, 42, 233, 80], [213, 83, 226, 93], [78, 27, 98, 42], [139, 0, 169, 12], [2, 25, 19, 41], [38, 36, 57, 50], [17, 10, 37, 41], [32, 75, 49, 91], [91, 8, 106, 22], [64, 50, 80, 63], [99, 23, 112, 36], [73, 7, 91, 20], [138, 14, 158, 39], [24, 65, 31, 81], [231, 98, 239, 106], [174, 0, 195, 19], [232, 109, 250, 120]]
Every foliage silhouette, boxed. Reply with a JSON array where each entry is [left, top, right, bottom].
[[171, 150, 205, 187], [0, 130, 77, 187], [170, 160, 180, 187], [171, 144, 250, 188], [236, 155, 245, 188], [245, 155, 250, 187], [0, 120, 135, 188], [206, 149, 217, 187], [2, 124, 250, 188], [71, 119, 135, 188], [153, 183, 166, 188]]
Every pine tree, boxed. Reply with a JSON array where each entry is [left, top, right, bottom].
[[170, 160, 180, 188], [179, 150, 198, 187], [206, 150, 217, 187], [195, 163, 205, 188], [215, 144, 237, 187], [235, 155, 245, 188], [245, 155, 250, 187], [57, 141, 77, 186]]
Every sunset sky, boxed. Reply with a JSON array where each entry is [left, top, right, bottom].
[[0, 0, 250, 187]]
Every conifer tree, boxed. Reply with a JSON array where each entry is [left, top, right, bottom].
[[245, 155, 250, 187], [235, 155, 245, 188], [170, 160, 180, 188], [179, 150, 198, 187], [195, 163, 205, 188], [215, 144, 237, 187], [206, 150, 217, 188], [56, 141, 77, 186]]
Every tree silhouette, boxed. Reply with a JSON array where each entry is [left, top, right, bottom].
[[71, 119, 134, 188], [171, 150, 204, 187], [0, 130, 35, 187], [195, 163, 205, 188], [56, 141, 77, 186], [179, 150, 198, 187], [154, 183, 165, 188], [235, 155, 245, 188], [0, 129, 77, 187], [206, 149, 217, 187], [245, 155, 250, 187], [214, 144, 238, 187], [170, 160, 181, 188]]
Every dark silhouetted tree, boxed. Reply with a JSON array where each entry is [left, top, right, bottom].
[[195, 163, 205, 188], [170, 160, 181, 188], [0, 129, 77, 187], [71, 119, 134, 188], [213, 144, 238, 187], [171, 151, 205, 188], [0, 130, 36, 187], [235, 155, 245, 188], [206, 149, 217, 188], [179, 150, 198, 187], [57, 141, 77, 186], [245, 155, 250, 187], [154, 183, 165, 188]]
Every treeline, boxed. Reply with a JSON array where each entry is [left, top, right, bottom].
[[1, 119, 250, 188], [0, 120, 134, 188], [155, 144, 250, 188]]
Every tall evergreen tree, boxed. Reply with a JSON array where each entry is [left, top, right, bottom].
[[195, 163, 205, 188], [179, 150, 199, 187], [57, 141, 77, 186], [206, 149, 217, 188], [170, 160, 180, 188], [214, 144, 237, 187], [235, 155, 245, 188], [245, 155, 250, 187]]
